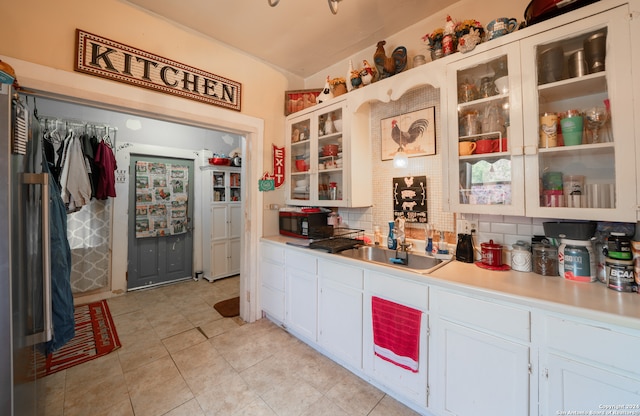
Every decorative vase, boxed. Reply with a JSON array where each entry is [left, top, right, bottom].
[[332, 82, 347, 97]]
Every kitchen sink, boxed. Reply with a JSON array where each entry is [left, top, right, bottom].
[[338, 245, 449, 274]]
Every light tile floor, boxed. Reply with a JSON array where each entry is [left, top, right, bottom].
[[42, 276, 421, 416]]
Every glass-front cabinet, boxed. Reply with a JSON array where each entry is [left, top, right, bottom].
[[521, 5, 636, 222], [285, 99, 371, 208], [447, 44, 525, 216], [447, 4, 636, 222]]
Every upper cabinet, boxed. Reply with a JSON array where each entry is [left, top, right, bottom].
[[285, 99, 372, 207], [520, 5, 636, 222], [446, 43, 525, 216], [446, 2, 637, 222]]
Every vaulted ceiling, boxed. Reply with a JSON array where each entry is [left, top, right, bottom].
[[125, 0, 456, 78]]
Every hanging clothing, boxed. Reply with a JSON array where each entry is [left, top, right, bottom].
[[45, 158, 75, 354], [94, 140, 117, 199], [59, 131, 92, 212]]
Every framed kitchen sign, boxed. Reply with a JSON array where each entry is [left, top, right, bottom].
[[381, 106, 436, 160], [393, 175, 428, 223], [285, 89, 322, 116]]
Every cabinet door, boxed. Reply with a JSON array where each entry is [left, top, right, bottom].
[[210, 205, 228, 241], [285, 267, 317, 342], [446, 43, 525, 215], [228, 204, 241, 239], [210, 240, 229, 278], [436, 319, 530, 416], [287, 112, 313, 204], [228, 238, 241, 275], [543, 353, 640, 413], [520, 5, 636, 222], [316, 102, 345, 205], [318, 260, 363, 370], [364, 271, 429, 407]]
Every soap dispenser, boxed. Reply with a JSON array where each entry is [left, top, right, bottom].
[[387, 221, 397, 250]]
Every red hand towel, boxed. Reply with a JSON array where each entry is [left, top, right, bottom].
[[371, 296, 422, 373]]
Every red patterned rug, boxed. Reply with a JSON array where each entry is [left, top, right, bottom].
[[42, 299, 121, 376]]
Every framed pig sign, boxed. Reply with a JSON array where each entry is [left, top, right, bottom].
[[393, 175, 427, 223]]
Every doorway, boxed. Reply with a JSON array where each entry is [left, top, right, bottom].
[[127, 155, 195, 290]]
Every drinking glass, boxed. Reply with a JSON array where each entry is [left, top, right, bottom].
[[585, 107, 608, 143]]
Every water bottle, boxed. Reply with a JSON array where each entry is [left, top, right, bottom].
[[387, 221, 397, 250]]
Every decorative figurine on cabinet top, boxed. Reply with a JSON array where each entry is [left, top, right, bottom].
[[373, 40, 408, 80], [457, 27, 482, 53], [317, 76, 334, 104]]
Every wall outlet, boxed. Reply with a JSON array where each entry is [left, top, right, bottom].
[[457, 220, 477, 234]]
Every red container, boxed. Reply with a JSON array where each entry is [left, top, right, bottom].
[[322, 144, 339, 156], [481, 240, 503, 267], [295, 159, 308, 172], [209, 157, 230, 166]]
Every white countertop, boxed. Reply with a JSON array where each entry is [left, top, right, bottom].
[[262, 235, 640, 330]]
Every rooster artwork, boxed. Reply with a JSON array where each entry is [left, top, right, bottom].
[[373, 40, 408, 79], [381, 107, 436, 160], [391, 118, 429, 154]]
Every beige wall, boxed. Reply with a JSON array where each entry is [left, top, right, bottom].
[[1, 0, 289, 237]]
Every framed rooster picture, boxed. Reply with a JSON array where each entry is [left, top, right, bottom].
[[380, 106, 436, 160]]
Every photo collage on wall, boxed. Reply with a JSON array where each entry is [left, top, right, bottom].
[[393, 175, 428, 223], [135, 161, 189, 238]]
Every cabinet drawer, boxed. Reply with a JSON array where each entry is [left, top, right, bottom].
[[261, 242, 284, 264], [261, 260, 285, 291], [285, 250, 317, 272], [366, 271, 428, 310], [318, 260, 363, 289], [545, 314, 640, 375], [433, 289, 530, 342]]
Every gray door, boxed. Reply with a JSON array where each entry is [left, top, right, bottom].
[[127, 155, 194, 290]]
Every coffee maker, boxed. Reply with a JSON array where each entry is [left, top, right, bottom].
[[456, 233, 475, 263]]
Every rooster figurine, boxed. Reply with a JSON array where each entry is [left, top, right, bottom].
[[391, 118, 429, 152], [373, 40, 408, 80], [359, 60, 376, 86]]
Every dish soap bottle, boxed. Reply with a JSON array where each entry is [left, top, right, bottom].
[[373, 226, 382, 246], [387, 221, 397, 250]]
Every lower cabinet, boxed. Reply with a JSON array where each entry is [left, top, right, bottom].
[[318, 259, 364, 371], [260, 242, 285, 322], [430, 289, 532, 416], [363, 270, 430, 408], [285, 250, 318, 342], [203, 204, 241, 281], [539, 314, 640, 414], [261, 244, 640, 416]]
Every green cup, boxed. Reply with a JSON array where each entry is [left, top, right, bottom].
[[560, 115, 584, 146]]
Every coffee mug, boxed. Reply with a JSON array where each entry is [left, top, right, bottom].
[[486, 18, 518, 40], [459, 141, 477, 156], [476, 139, 499, 154]]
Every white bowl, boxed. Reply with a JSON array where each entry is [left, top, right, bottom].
[[296, 179, 309, 187], [494, 76, 509, 94]]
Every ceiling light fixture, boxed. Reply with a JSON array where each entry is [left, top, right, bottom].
[[268, 0, 342, 15]]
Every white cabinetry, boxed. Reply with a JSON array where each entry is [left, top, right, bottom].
[[363, 270, 430, 408], [446, 3, 637, 221], [285, 99, 371, 207], [201, 166, 241, 282], [285, 250, 318, 342], [539, 314, 640, 413], [430, 288, 532, 416], [318, 259, 363, 371], [260, 241, 285, 323]]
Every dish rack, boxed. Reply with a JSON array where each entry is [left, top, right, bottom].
[[309, 227, 364, 253]]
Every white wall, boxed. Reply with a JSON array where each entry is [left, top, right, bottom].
[[305, 0, 531, 88]]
